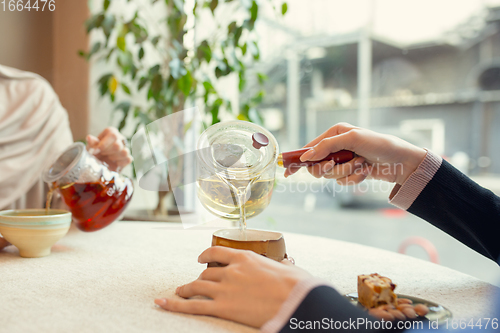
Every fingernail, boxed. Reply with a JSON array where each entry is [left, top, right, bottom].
[[322, 161, 335, 173], [155, 298, 167, 306], [175, 287, 180, 294], [362, 166, 371, 176], [300, 149, 316, 162], [88, 148, 101, 155]]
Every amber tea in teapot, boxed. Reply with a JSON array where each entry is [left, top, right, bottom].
[[43, 142, 133, 232]]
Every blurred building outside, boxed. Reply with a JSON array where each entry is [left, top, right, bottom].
[[249, 5, 500, 176], [234, 2, 500, 210], [239, 0, 500, 286]]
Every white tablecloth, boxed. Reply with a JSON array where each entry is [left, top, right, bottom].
[[1, 222, 497, 332]]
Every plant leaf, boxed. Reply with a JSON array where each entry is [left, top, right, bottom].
[[178, 71, 193, 96], [132, 23, 148, 44], [138, 47, 145, 60], [150, 74, 163, 97], [151, 36, 160, 46], [102, 15, 116, 42], [133, 106, 141, 118], [85, 14, 105, 33], [250, 1, 258, 22], [105, 48, 115, 61], [215, 59, 230, 78], [192, 0, 198, 15], [118, 113, 128, 131], [244, 19, 255, 30], [138, 77, 148, 90], [115, 101, 131, 113], [98, 73, 113, 96], [227, 21, 236, 35], [109, 76, 119, 94], [234, 26, 243, 45], [131, 64, 138, 79], [184, 120, 193, 133], [203, 80, 214, 93], [121, 83, 131, 95], [251, 90, 265, 104], [89, 42, 101, 57], [257, 72, 268, 85], [116, 102, 132, 131], [238, 71, 246, 92], [104, 0, 110, 10], [117, 51, 133, 75], [237, 113, 249, 121], [281, 2, 288, 15], [117, 36, 126, 51], [196, 40, 212, 63], [149, 64, 160, 76], [210, 102, 220, 124], [209, 0, 218, 14], [249, 41, 260, 60]]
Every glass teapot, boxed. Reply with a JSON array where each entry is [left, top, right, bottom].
[[42, 142, 134, 232], [196, 121, 278, 229]]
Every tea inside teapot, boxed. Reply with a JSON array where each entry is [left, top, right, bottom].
[[196, 121, 279, 233], [43, 142, 134, 232]]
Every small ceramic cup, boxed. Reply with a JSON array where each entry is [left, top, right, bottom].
[[0, 209, 72, 258], [208, 229, 287, 267]]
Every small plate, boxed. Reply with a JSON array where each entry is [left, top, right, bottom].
[[345, 292, 452, 324]]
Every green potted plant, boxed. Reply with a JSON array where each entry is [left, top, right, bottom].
[[81, 0, 287, 218]]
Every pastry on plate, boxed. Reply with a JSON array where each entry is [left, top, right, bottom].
[[357, 273, 397, 308]]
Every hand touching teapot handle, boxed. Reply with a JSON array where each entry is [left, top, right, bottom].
[[277, 148, 355, 169]]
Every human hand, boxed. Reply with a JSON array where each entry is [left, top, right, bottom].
[[285, 123, 426, 185], [154, 246, 311, 328], [86, 127, 132, 172]]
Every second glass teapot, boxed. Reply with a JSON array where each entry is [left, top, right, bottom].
[[42, 142, 134, 232]]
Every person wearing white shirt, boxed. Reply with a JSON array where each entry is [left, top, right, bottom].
[[0, 64, 132, 249]]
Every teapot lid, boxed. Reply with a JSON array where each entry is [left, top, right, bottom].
[[197, 121, 278, 177], [42, 142, 103, 185]]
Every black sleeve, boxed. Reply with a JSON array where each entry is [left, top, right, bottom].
[[408, 160, 500, 262], [280, 160, 500, 333], [279, 286, 402, 332]]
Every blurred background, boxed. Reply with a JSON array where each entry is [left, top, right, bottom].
[[1, 0, 499, 285]]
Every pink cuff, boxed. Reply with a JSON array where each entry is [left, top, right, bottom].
[[260, 277, 331, 333], [389, 150, 442, 210]]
